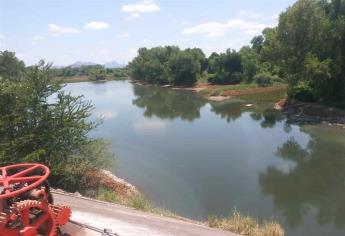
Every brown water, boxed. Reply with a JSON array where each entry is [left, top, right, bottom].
[[65, 81, 345, 236]]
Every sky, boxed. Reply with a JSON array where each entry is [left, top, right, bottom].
[[0, 0, 296, 66]]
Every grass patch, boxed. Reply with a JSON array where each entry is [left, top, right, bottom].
[[150, 207, 177, 217], [96, 188, 118, 203], [201, 83, 258, 96], [130, 195, 149, 210], [207, 210, 284, 236]]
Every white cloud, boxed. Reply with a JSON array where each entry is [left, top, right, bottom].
[[126, 13, 141, 20], [122, 0, 160, 13], [122, 0, 160, 20], [48, 24, 79, 35], [119, 32, 130, 38], [84, 21, 110, 30], [30, 36, 45, 46], [16, 53, 25, 60], [237, 10, 265, 19], [0, 34, 4, 40], [182, 19, 269, 38], [99, 48, 110, 56], [271, 14, 280, 20], [142, 39, 150, 43], [97, 111, 118, 120], [129, 48, 137, 54], [31, 35, 45, 41], [237, 10, 280, 22], [134, 119, 167, 134], [181, 21, 189, 25]]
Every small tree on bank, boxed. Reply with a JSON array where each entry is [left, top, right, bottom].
[[0, 51, 114, 191]]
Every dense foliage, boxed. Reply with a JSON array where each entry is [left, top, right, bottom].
[[0, 51, 113, 191], [128, 46, 206, 85], [128, 0, 345, 105], [51, 65, 128, 81], [256, 0, 345, 103], [207, 50, 243, 84]]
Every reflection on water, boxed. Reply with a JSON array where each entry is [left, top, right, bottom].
[[260, 126, 345, 230], [64, 81, 345, 236], [132, 85, 206, 121]]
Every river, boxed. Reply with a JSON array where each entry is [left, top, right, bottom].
[[64, 80, 345, 236]]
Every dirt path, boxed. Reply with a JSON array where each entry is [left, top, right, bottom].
[[54, 191, 239, 236]]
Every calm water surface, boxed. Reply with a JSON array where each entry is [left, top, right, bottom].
[[64, 81, 345, 236]]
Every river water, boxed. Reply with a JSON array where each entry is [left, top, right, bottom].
[[64, 80, 345, 236]]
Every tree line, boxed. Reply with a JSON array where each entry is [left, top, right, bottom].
[[128, 0, 345, 105], [51, 65, 128, 81], [0, 51, 113, 191]]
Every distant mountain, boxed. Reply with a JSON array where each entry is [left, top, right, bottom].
[[62, 61, 125, 69], [51, 65, 64, 69], [104, 61, 125, 69], [69, 61, 98, 68]]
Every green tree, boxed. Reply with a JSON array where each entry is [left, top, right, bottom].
[[0, 51, 25, 80], [0, 54, 113, 191], [239, 46, 260, 82], [250, 0, 345, 104], [89, 67, 107, 81], [128, 46, 205, 85], [207, 49, 244, 84]]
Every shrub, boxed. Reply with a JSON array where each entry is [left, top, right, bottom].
[[208, 71, 244, 84], [130, 195, 149, 210], [254, 73, 276, 87], [96, 188, 118, 203], [290, 82, 316, 102]]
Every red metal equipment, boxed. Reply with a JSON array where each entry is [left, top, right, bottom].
[[0, 163, 71, 236]]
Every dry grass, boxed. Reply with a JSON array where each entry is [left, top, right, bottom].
[[199, 83, 287, 98], [207, 210, 284, 236]]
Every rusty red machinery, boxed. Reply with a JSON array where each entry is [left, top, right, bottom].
[[0, 163, 71, 236]]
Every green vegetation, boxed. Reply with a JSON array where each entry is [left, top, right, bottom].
[[51, 65, 128, 82], [255, 0, 345, 104], [200, 84, 258, 96], [208, 210, 284, 236], [88, 67, 107, 81], [207, 50, 243, 84], [96, 188, 119, 203], [128, 0, 345, 106], [130, 195, 149, 210], [128, 46, 206, 85], [0, 51, 114, 191]]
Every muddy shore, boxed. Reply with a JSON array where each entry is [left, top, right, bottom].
[[275, 99, 345, 127]]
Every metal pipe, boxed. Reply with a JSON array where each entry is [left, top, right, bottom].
[[68, 219, 121, 236]]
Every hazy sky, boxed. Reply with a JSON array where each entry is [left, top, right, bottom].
[[0, 0, 295, 66]]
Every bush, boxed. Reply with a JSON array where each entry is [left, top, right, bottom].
[[254, 73, 276, 87], [290, 82, 316, 102], [130, 195, 149, 210], [0, 54, 114, 192], [208, 71, 244, 84], [96, 188, 118, 203]]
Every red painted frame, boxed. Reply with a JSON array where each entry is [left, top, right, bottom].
[[0, 163, 50, 199]]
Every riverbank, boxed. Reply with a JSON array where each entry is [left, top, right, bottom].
[[56, 169, 284, 236], [52, 75, 128, 83], [132, 80, 345, 128], [131, 80, 287, 102], [275, 99, 345, 126]]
